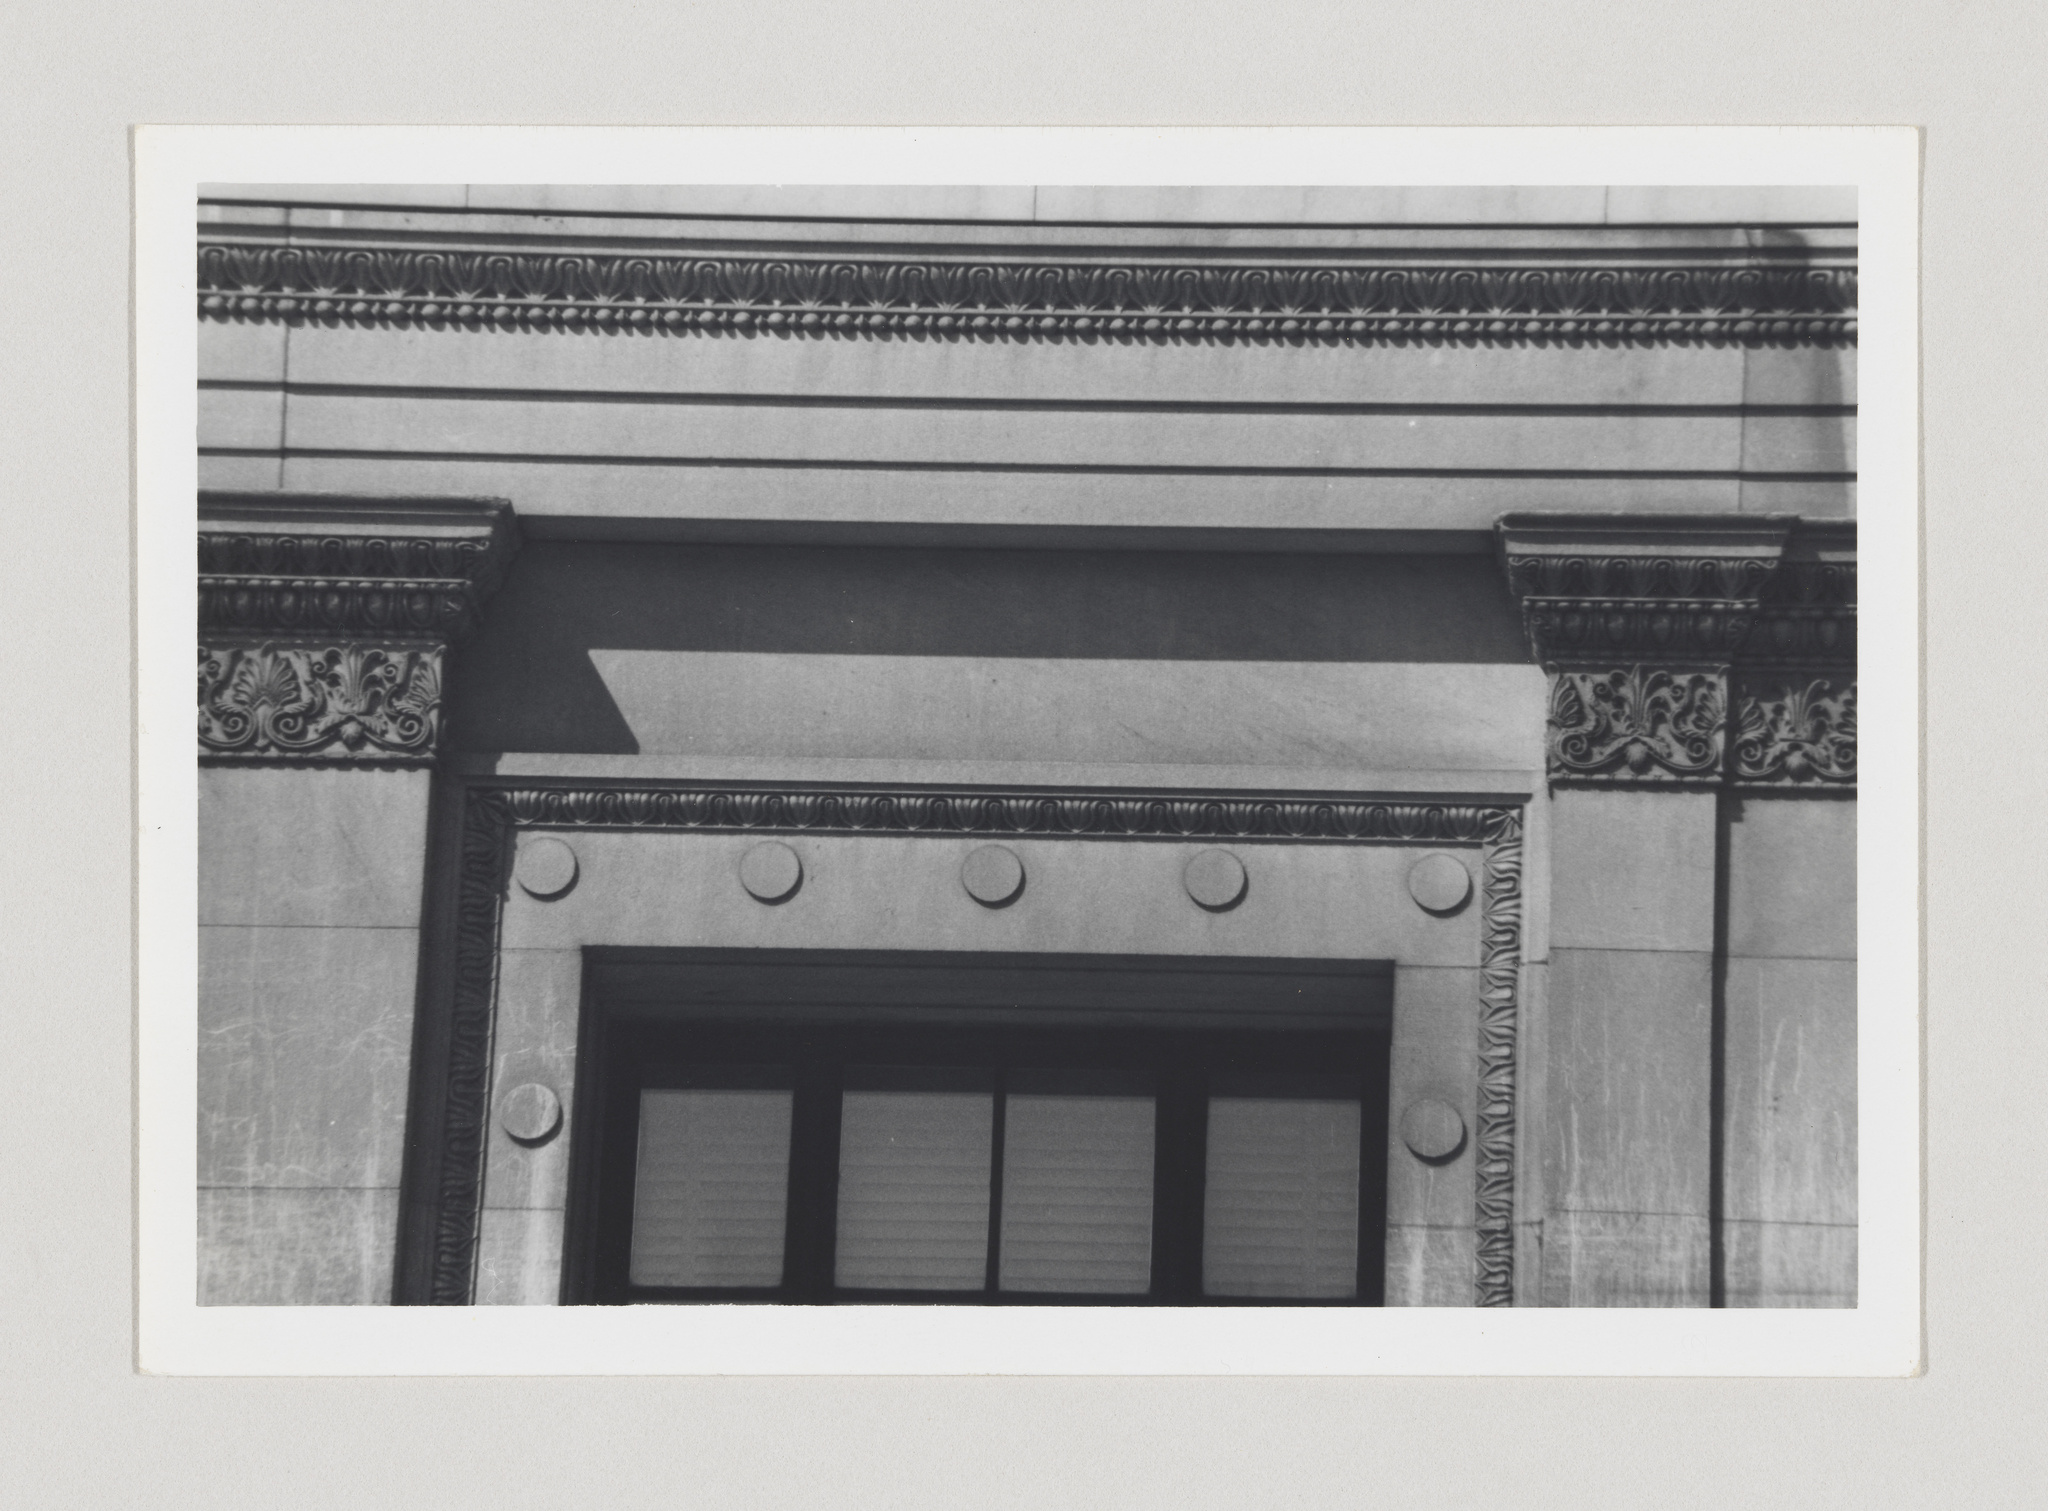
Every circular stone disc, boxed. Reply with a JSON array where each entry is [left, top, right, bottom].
[[1406, 852, 1473, 914], [499, 1082, 563, 1146], [1400, 1098, 1467, 1162], [960, 844, 1025, 906], [514, 836, 579, 900], [1183, 848, 1248, 911], [738, 841, 803, 903]]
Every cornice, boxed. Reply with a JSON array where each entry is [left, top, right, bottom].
[[196, 241, 1857, 348], [1498, 515, 1793, 667]]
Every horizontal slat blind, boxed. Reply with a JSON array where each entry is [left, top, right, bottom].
[[629, 1088, 793, 1288], [834, 1089, 993, 1290], [999, 1093, 1156, 1294], [1202, 1095, 1361, 1299]]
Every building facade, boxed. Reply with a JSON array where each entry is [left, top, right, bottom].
[[194, 185, 1857, 1310]]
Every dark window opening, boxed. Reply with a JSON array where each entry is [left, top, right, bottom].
[[564, 951, 1391, 1307]]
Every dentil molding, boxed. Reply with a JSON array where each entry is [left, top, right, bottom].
[[197, 493, 519, 764]]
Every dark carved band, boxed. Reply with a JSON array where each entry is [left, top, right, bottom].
[[198, 243, 1857, 348], [198, 642, 443, 762], [1733, 673, 1856, 785], [1547, 667, 1727, 781], [413, 782, 1525, 1308], [200, 577, 480, 639], [497, 784, 1518, 844]]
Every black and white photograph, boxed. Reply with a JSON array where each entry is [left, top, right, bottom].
[[136, 130, 1918, 1375]]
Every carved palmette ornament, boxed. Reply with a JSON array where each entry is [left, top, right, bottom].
[[197, 642, 442, 761], [1546, 666, 1726, 781], [1733, 675, 1857, 785]]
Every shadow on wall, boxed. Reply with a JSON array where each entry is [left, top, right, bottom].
[[442, 543, 1531, 755]]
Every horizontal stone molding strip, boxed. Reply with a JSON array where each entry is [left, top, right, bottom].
[[198, 244, 1857, 347], [496, 784, 1521, 845], [403, 781, 1525, 1308], [201, 577, 480, 638]]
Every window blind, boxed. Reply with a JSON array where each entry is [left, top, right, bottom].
[[834, 1085, 994, 1290], [998, 1092, 1156, 1294], [1202, 1094, 1361, 1299], [628, 1088, 794, 1288]]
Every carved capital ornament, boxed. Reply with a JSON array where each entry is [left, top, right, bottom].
[[1499, 515, 1856, 789], [196, 493, 518, 765]]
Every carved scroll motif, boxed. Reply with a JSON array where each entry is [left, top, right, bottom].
[[1733, 675, 1857, 785], [197, 642, 443, 762], [1546, 666, 1727, 782]]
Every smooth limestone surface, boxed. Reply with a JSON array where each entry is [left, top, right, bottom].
[[196, 769, 432, 1305]]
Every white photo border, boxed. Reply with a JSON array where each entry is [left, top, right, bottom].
[[137, 125, 1921, 1376]]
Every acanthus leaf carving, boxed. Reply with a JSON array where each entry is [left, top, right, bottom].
[[1546, 665, 1726, 782], [197, 642, 442, 762], [1733, 674, 1857, 785]]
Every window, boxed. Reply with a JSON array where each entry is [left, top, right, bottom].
[[564, 951, 1391, 1306]]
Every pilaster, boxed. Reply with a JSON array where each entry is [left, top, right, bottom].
[[1498, 514, 1857, 1306], [196, 494, 518, 1304]]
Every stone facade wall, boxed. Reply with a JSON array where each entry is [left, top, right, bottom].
[[192, 184, 1857, 1307]]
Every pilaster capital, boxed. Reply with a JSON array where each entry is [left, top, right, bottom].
[[1497, 513, 1856, 789], [197, 493, 520, 765]]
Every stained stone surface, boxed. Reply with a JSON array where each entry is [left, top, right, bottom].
[[1725, 795, 1857, 961], [197, 924, 420, 1190], [473, 1208, 568, 1307], [1536, 1211, 1712, 1308], [198, 1187, 399, 1306], [1544, 947, 1714, 1220], [1537, 785, 1719, 1307], [1383, 1225, 1477, 1307], [1720, 795, 1858, 1308]]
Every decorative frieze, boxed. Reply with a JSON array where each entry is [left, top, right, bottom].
[[197, 241, 1858, 348], [1547, 666, 1728, 782], [198, 642, 444, 761], [196, 494, 518, 765], [1731, 673, 1857, 785], [1499, 515, 1857, 788]]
